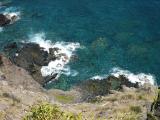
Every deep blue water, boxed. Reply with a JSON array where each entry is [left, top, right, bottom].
[[1, 0, 160, 90]]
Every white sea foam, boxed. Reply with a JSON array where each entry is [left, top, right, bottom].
[[110, 67, 155, 85], [29, 33, 80, 78], [0, 7, 20, 31], [2, 7, 21, 24], [0, 27, 3, 32], [91, 67, 155, 85], [91, 75, 107, 80]]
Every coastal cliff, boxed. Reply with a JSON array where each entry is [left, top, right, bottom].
[[0, 54, 158, 120], [0, 0, 160, 120]]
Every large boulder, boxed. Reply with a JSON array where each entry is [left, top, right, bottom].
[[4, 42, 58, 85], [0, 14, 11, 26]]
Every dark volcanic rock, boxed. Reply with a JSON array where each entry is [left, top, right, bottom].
[[78, 75, 139, 102], [148, 89, 160, 120], [0, 14, 11, 26], [154, 101, 160, 118], [4, 42, 17, 51], [4, 42, 58, 85], [13, 43, 50, 66]]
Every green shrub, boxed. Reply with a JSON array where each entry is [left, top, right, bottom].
[[130, 106, 142, 113], [23, 102, 82, 120], [0, 111, 5, 120], [147, 113, 157, 120]]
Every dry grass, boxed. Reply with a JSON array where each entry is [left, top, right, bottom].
[[0, 55, 157, 120], [61, 84, 157, 120]]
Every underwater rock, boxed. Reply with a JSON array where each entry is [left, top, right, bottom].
[[4, 42, 58, 85], [0, 14, 11, 26], [78, 75, 139, 102]]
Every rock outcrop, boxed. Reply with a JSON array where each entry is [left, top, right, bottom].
[[0, 14, 11, 26], [4, 42, 58, 85], [78, 75, 139, 102], [147, 88, 160, 120], [0, 11, 19, 27], [0, 54, 157, 120]]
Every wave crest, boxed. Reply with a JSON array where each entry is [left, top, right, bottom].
[[110, 67, 155, 85], [29, 33, 80, 78], [91, 67, 155, 85]]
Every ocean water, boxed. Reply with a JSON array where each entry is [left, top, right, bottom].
[[0, 0, 160, 90]]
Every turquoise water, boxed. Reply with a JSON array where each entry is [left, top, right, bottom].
[[0, 0, 160, 90]]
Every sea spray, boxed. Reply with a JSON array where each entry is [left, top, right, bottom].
[[0, 6, 20, 30], [2, 7, 21, 24], [110, 67, 155, 85], [91, 67, 155, 85], [29, 33, 80, 78], [0, 27, 3, 32]]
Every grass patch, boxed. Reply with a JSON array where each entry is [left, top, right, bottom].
[[121, 94, 135, 100], [130, 106, 142, 113], [106, 97, 117, 102], [0, 112, 5, 120], [54, 94, 74, 103]]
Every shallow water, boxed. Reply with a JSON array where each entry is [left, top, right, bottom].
[[0, 0, 160, 90]]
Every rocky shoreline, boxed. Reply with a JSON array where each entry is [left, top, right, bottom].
[[3, 42, 143, 90], [0, 1, 159, 120], [0, 53, 159, 120], [4, 42, 60, 86], [0, 13, 19, 27], [77, 75, 139, 102]]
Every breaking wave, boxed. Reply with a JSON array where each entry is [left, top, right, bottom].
[[91, 67, 155, 85], [28, 33, 80, 78]]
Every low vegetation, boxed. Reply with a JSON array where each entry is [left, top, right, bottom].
[[130, 106, 142, 113], [54, 94, 74, 103], [23, 102, 82, 120]]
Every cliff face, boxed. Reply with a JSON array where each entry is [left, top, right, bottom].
[[0, 54, 158, 120], [0, 54, 50, 119], [147, 89, 160, 120]]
